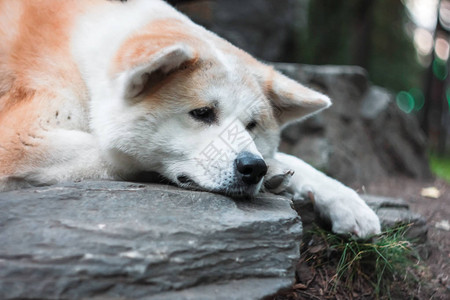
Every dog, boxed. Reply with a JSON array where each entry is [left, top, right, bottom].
[[0, 0, 380, 238]]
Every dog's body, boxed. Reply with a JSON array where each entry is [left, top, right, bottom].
[[0, 0, 380, 237]]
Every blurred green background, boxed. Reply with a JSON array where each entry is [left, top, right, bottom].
[[298, 0, 450, 180]]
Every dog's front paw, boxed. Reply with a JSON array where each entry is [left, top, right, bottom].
[[313, 189, 381, 238], [330, 191, 381, 238]]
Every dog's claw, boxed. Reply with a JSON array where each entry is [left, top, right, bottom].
[[264, 174, 284, 189], [263, 158, 294, 194]]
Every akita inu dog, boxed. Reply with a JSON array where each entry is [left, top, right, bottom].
[[0, 0, 380, 237]]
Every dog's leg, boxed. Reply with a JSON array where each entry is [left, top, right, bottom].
[[1, 129, 109, 191], [269, 152, 380, 238]]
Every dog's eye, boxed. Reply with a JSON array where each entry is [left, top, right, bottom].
[[246, 120, 258, 131], [189, 107, 216, 124]]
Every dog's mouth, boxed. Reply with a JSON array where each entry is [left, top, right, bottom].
[[177, 174, 200, 187], [176, 174, 260, 198]]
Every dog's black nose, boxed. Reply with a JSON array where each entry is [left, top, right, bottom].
[[235, 152, 267, 185]]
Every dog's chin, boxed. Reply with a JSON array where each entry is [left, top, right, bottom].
[[216, 185, 261, 199], [176, 174, 261, 199]]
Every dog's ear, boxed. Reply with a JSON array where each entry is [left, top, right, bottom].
[[263, 68, 331, 127], [117, 43, 196, 101]]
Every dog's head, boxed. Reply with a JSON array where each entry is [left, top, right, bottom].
[[99, 18, 330, 197]]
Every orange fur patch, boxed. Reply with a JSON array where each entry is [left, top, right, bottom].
[[112, 18, 203, 75], [0, 0, 97, 175], [0, 91, 41, 175]]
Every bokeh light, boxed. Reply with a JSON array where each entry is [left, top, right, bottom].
[[446, 87, 450, 110], [432, 58, 448, 80], [435, 36, 450, 61], [404, 0, 438, 31], [414, 28, 433, 56], [409, 88, 425, 111], [396, 91, 415, 113], [395, 88, 426, 113], [439, 1, 450, 31]]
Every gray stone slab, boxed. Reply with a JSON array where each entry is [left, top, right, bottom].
[[0, 181, 302, 299], [362, 194, 409, 210], [144, 278, 290, 300], [362, 194, 428, 242], [360, 86, 392, 120], [273, 62, 431, 186]]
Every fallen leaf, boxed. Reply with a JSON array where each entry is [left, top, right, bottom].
[[435, 220, 450, 231], [421, 187, 441, 199], [309, 244, 326, 254], [293, 283, 307, 290]]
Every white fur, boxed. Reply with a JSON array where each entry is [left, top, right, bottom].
[[273, 153, 381, 238]]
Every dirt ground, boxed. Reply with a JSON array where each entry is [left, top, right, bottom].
[[278, 177, 450, 300]]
